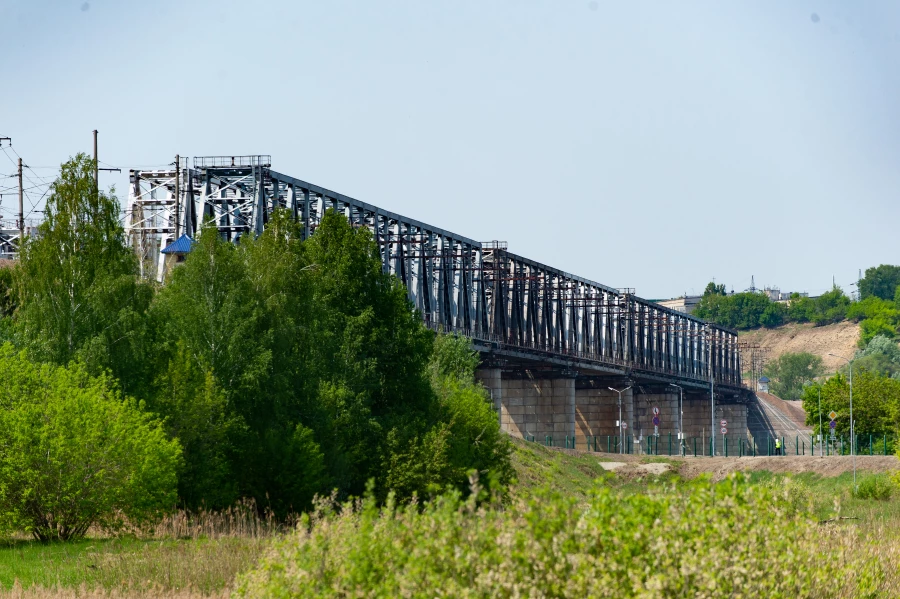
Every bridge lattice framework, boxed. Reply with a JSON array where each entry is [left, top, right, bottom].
[[126, 156, 744, 394]]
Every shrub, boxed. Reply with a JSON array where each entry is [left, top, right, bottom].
[[854, 474, 894, 501], [0, 345, 182, 541], [235, 475, 875, 598]]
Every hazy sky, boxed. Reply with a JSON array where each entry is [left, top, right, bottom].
[[1, 0, 898, 299]]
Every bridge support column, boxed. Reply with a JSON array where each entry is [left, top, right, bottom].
[[682, 395, 749, 456], [632, 392, 680, 454], [575, 386, 633, 452]]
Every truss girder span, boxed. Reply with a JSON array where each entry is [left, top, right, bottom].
[[126, 157, 743, 390]]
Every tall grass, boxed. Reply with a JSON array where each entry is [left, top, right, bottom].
[[0, 501, 287, 597], [149, 499, 292, 540], [235, 474, 892, 598]]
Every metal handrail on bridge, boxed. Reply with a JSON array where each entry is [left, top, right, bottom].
[[424, 321, 745, 390]]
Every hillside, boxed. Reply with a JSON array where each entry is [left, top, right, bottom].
[[739, 321, 860, 373]]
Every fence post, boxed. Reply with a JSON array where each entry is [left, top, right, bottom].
[[693, 437, 697, 457], [724, 434, 728, 457], [767, 437, 771, 456], [607, 435, 611, 453], [669, 433, 672, 456], [885, 434, 888, 456], [796, 436, 799, 456], [870, 434, 873, 456]]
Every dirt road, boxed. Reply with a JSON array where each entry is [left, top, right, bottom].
[[592, 453, 898, 481]]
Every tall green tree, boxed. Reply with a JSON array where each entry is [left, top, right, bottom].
[[14, 154, 154, 395], [151, 224, 270, 510], [847, 297, 900, 345], [304, 210, 437, 499], [859, 264, 900, 301], [763, 352, 824, 400], [801, 369, 900, 438]]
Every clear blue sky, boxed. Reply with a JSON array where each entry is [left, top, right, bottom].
[[1, 0, 898, 298]]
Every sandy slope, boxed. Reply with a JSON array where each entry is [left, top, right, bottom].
[[739, 321, 860, 373]]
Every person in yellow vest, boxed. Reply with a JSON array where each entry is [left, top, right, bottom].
[[775, 437, 782, 456]]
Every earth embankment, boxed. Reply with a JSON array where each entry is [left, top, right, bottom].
[[739, 321, 860, 373]]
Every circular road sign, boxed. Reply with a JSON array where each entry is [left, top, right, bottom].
[[830, 420, 837, 429], [829, 411, 838, 420], [720, 419, 727, 427], [652, 407, 660, 416], [720, 427, 728, 434], [652, 416, 660, 426], [621, 422, 628, 430]]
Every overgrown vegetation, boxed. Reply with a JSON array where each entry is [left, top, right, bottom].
[[0, 154, 511, 531], [235, 473, 891, 598]]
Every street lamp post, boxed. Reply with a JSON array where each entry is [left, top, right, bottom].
[[609, 386, 632, 455], [818, 385, 823, 457], [706, 325, 715, 457], [829, 353, 855, 488], [669, 383, 684, 456]]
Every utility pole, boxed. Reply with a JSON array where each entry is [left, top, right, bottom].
[[91, 130, 121, 198], [707, 326, 715, 456], [93, 129, 99, 193], [18, 157, 24, 243], [174, 154, 180, 238]]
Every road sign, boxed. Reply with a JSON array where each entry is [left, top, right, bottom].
[[720, 419, 727, 427], [720, 427, 728, 434], [652, 416, 660, 426], [829, 411, 837, 420], [652, 406, 660, 416], [621, 422, 627, 430], [829, 420, 837, 429]]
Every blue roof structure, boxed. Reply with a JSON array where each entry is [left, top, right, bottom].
[[161, 234, 196, 255], [758, 376, 770, 382]]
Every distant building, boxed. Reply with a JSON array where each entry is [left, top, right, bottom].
[[159, 234, 196, 279], [763, 287, 809, 304], [656, 295, 702, 315], [758, 376, 770, 393]]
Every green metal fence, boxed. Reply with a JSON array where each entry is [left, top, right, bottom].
[[521, 432, 896, 457]]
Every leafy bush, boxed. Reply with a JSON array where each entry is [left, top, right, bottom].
[[760, 476, 815, 515], [854, 474, 894, 501], [235, 475, 875, 598], [0, 345, 182, 541]]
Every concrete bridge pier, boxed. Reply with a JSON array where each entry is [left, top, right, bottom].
[[477, 367, 751, 456], [574, 386, 634, 452], [476, 369, 577, 447]]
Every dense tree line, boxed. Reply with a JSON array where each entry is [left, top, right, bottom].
[[694, 268, 900, 346], [0, 154, 511, 536]]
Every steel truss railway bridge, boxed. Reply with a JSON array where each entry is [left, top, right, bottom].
[[127, 156, 755, 454]]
